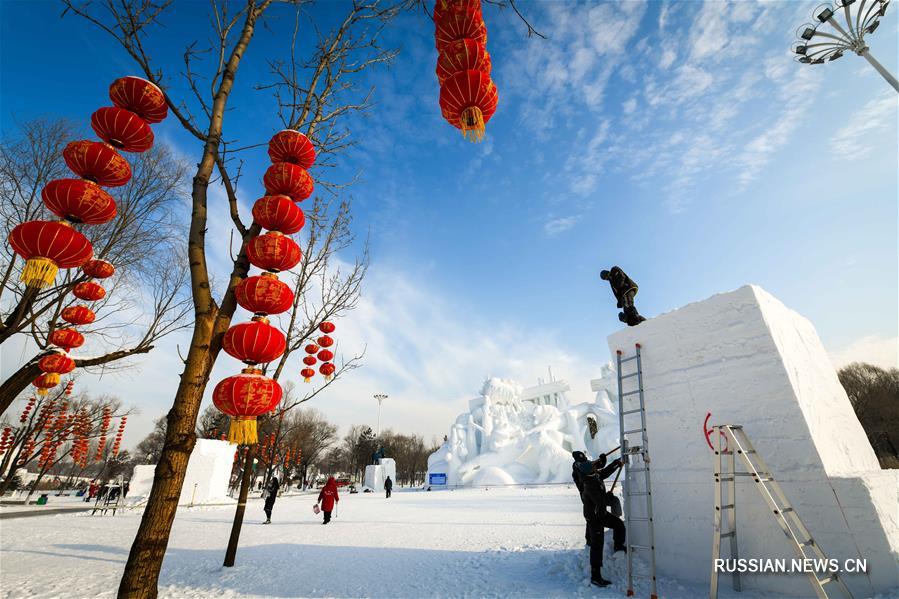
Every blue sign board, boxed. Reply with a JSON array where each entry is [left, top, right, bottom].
[[429, 473, 447, 485]]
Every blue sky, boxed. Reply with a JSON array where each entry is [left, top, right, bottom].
[[2, 1, 897, 445]]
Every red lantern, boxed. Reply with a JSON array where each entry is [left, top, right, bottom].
[[90, 107, 154, 153], [61, 305, 95, 325], [300, 367, 315, 382], [263, 163, 314, 202], [302, 355, 317, 366], [63, 140, 132, 187], [222, 318, 287, 365], [82, 259, 115, 279], [246, 232, 302, 273], [33, 373, 59, 396], [251, 196, 306, 234], [234, 273, 295, 316], [49, 328, 85, 351], [38, 353, 76, 375], [268, 130, 316, 170], [212, 368, 283, 444], [304, 343, 319, 354], [8, 220, 93, 288], [434, 8, 487, 51], [434, 0, 482, 18], [318, 321, 336, 334], [109, 76, 168, 124], [73, 281, 106, 301], [439, 70, 498, 143], [436, 39, 491, 85], [319, 362, 336, 379], [41, 179, 117, 225], [317, 335, 334, 348], [317, 349, 334, 362]]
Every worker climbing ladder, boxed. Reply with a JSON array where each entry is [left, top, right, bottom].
[[616, 343, 658, 599], [710, 424, 854, 599]]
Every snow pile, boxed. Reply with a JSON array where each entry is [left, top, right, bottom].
[[427, 376, 618, 487], [129, 439, 236, 506], [609, 285, 898, 598]]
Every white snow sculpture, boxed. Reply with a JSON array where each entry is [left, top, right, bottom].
[[427, 376, 619, 487], [609, 285, 898, 597], [128, 439, 236, 506], [364, 457, 397, 492]]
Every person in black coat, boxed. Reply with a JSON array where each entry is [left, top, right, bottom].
[[384, 476, 393, 499], [577, 454, 626, 587], [571, 451, 592, 547], [600, 266, 645, 326], [263, 476, 280, 524]]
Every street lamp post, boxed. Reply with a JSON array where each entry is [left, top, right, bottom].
[[374, 393, 388, 437], [792, 0, 898, 92]]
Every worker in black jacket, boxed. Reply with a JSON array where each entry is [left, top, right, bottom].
[[571, 451, 592, 546], [577, 454, 626, 587], [600, 266, 645, 326]]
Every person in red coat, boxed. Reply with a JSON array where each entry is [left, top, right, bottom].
[[317, 476, 339, 524]]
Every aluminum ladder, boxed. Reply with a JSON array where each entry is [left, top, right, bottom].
[[710, 424, 854, 599], [616, 343, 658, 599]]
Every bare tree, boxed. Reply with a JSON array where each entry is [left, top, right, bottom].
[[0, 119, 192, 416], [59, 1, 400, 593]]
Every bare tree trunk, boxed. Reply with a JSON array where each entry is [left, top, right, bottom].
[[0, 358, 42, 417], [0, 287, 39, 345], [224, 444, 256, 567]]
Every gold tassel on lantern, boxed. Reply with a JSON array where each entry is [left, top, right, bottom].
[[228, 416, 258, 445], [20, 257, 59, 289], [460, 106, 485, 143]]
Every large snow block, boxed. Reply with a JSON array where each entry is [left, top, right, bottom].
[[364, 458, 397, 492], [608, 285, 898, 597], [129, 439, 236, 506]]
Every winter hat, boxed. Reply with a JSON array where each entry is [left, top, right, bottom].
[[571, 451, 588, 462]]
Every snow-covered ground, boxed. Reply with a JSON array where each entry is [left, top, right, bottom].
[[0, 486, 809, 598]]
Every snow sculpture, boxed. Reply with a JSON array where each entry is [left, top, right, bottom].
[[609, 285, 898, 597], [128, 439, 236, 506], [427, 376, 619, 487], [364, 457, 396, 492]]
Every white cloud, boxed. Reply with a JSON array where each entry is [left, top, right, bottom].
[[659, 48, 677, 69], [829, 92, 896, 159], [689, 1, 729, 61], [543, 215, 580, 236], [622, 97, 638, 114], [829, 336, 898, 370]]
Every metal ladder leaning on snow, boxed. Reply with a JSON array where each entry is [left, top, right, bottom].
[[616, 343, 658, 599], [709, 424, 854, 599]]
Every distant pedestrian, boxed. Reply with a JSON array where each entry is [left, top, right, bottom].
[[600, 266, 645, 326], [263, 476, 280, 524], [317, 476, 339, 524], [384, 476, 393, 499]]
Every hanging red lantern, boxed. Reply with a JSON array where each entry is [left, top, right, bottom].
[[62, 140, 132, 187], [300, 367, 316, 383], [109, 76, 168, 124], [81, 259, 115, 279], [38, 353, 76, 375], [234, 273, 295, 316], [318, 321, 336, 334], [212, 368, 283, 444], [41, 179, 117, 225], [304, 343, 319, 354], [222, 318, 287, 365], [90, 107, 154, 153], [319, 362, 336, 379], [436, 39, 492, 85], [8, 220, 93, 288], [268, 130, 316, 170], [49, 328, 85, 351], [263, 163, 314, 202], [317, 335, 334, 348], [73, 281, 106, 301], [439, 70, 498, 143], [61, 305, 96, 325], [434, 7, 487, 51], [317, 349, 334, 362], [251, 195, 306, 234], [33, 373, 59, 396], [246, 232, 302, 273], [302, 355, 317, 366]]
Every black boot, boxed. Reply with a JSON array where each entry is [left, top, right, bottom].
[[591, 575, 611, 587]]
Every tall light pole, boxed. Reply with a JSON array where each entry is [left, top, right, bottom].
[[792, 0, 898, 92], [374, 393, 388, 437]]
